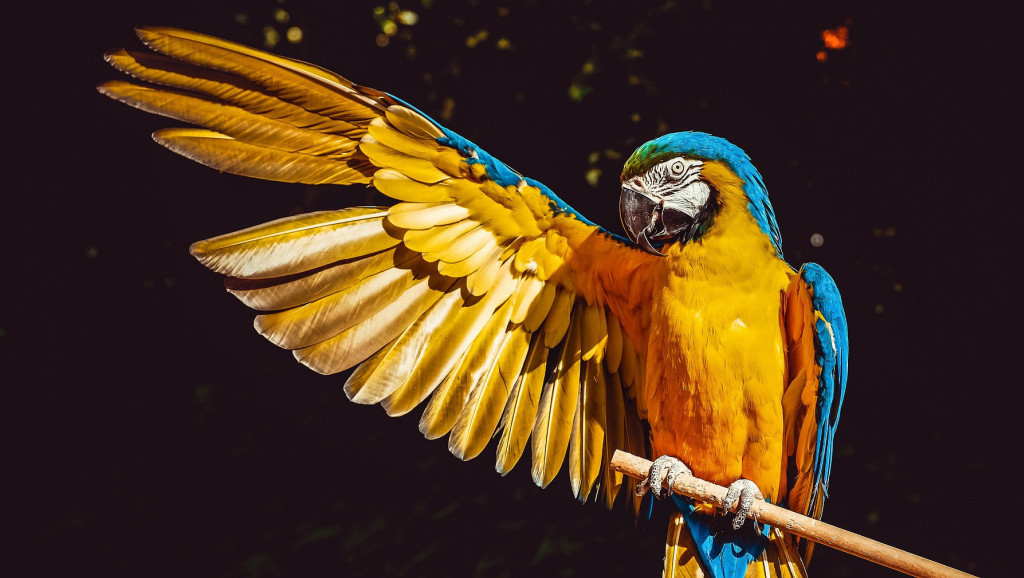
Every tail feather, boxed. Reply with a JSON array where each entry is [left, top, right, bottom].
[[663, 513, 807, 578]]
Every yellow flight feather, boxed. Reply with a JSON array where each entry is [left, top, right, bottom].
[[543, 289, 575, 348], [371, 169, 453, 203], [581, 302, 607, 362], [433, 226, 495, 264], [102, 49, 364, 139], [254, 265, 421, 350], [360, 136, 450, 184], [618, 332, 638, 391], [346, 287, 466, 406], [601, 371, 626, 508], [465, 247, 508, 296], [568, 358, 605, 501], [342, 335, 400, 399], [189, 208, 396, 279], [136, 27, 356, 88], [153, 127, 376, 184], [402, 219, 478, 255], [622, 397, 648, 515], [495, 331, 548, 475], [532, 307, 583, 488], [293, 274, 454, 374], [98, 81, 358, 158], [511, 275, 544, 324], [449, 325, 531, 461], [366, 118, 439, 159], [605, 311, 623, 374], [376, 277, 509, 413], [420, 296, 515, 440], [436, 237, 499, 281], [378, 258, 516, 414], [386, 202, 470, 230], [384, 105, 444, 140], [523, 282, 556, 332], [136, 27, 382, 122], [224, 246, 417, 311]]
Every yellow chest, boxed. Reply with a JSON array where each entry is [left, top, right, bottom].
[[641, 204, 792, 498]]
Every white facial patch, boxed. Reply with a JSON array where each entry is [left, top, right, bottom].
[[643, 157, 710, 219]]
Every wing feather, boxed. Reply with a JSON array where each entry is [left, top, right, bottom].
[[347, 286, 465, 407], [420, 278, 517, 440], [155, 127, 376, 184], [602, 371, 626, 507], [523, 282, 557, 332], [449, 325, 531, 460], [543, 288, 575, 348], [569, 357, 606, 501], [531, 306, 583, 488], [495, 332, 548, 475], [387, 202, 471, 230], [372, 169, 453, 202], [102, 26, 657, 509], [223, 246, 416, 311], [783, 264, 848, 558], [99, 81, 358, 157], [293, 274, 455, 374], [189, 208, 396, 278], [436, 237, 499, 279], [254, 264, 422, 349], [102, 49, 363, 137]]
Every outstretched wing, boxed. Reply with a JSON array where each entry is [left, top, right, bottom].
[[781, 263, 848, 555], [99, 27, 660, 506]]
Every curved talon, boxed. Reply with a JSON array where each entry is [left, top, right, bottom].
[[636, 455, 692, 499], [664, 461, 691, 495], [722, 478, 764, 530]]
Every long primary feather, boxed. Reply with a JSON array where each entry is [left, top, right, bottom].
[[449, 325, 531, 460], [189, 208, 396, 279], [568, 357, 606, 501], [495, 332, 548, 475], [532, 304, 583, 488]]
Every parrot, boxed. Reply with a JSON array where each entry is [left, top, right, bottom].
[[99, 27, 848, 578]]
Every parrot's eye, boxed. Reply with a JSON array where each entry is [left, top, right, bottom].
[[669, 160, 686, 179]]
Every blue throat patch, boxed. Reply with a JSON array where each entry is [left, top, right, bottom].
[[671, 495, 770, 578]]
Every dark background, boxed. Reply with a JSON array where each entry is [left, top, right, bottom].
[[6, 1, 1019, 576]]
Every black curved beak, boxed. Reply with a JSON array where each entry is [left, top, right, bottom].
[[619, 186, 694, 256], [619, 186, 662, 255]]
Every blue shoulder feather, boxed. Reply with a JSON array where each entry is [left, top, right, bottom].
[[800, 263, 849, 513]]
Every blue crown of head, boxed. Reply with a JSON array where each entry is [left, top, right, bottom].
[[622, 132, 783, 255]]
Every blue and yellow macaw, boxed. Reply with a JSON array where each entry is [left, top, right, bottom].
[[100, 28, 848, 578]]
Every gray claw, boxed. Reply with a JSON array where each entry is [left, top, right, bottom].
[[722, 478, 764, 530], [664, 461, 692, 495], [635, 455, 692, 499]]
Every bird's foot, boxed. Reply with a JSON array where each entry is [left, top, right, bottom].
[[722, 478, 765, 530], [635, 455, 692, 499]]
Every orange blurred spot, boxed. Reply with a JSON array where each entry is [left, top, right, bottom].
[[816, 50, 828, 62], [822, 25, 849, 50]]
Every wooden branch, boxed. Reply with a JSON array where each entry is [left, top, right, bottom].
[[610, 450, 975, 578]]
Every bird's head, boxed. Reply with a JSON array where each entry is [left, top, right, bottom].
[[618, 131, 782, 256]]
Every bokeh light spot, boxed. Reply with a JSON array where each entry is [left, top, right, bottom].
[[263, 26, 280, 48]]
